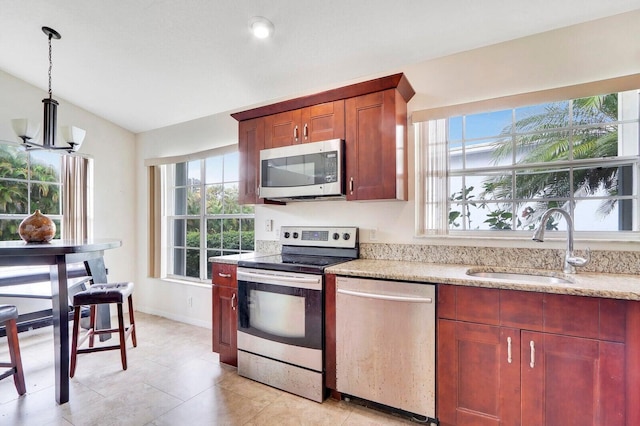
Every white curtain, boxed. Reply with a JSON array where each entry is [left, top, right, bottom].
[[61, 155, 93, 240], [415, 120, 448, 235]]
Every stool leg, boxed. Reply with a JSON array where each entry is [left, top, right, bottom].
[[117, 303, 127, 370], [70, 306, 81, 378], [127, 295, 137, 347], [88, 305, 97, 348], [6, 318, 26, 395]]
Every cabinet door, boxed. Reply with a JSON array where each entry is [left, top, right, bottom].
[[300, 101, 345, 143], [264, 110, 302, 148], [521, 331, 624, 426], [212, 285, 238, 366], [264, 101, 345, 148], [345, 89, 407, 201], [438, 319, 521, 426], [238, 118, 264, 204]]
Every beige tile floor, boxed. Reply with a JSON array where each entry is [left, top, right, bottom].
[[0, 312, 415, 425]]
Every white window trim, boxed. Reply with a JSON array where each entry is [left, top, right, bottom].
[[413, 75, 640, 245]]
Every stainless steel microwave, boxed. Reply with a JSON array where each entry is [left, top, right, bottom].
[[259, 139, 344, 201]]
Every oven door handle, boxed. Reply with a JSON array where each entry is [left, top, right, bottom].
[[237, 270, 321, 285], [337, 288, 433, 303]]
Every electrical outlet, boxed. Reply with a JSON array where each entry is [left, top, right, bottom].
[[370, 228, 378, 241], [187, 296, 193, 308], [265, 219, 273, 232]]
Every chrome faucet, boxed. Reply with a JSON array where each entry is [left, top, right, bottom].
[[532, 207, 590, 274]]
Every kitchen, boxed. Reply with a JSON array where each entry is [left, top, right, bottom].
[[1, 2, 640, 425]]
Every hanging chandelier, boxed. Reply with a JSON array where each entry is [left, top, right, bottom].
[[11, 26, 86, 153]]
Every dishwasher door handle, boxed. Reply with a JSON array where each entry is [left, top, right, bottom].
[[337, 288, 433, 303]]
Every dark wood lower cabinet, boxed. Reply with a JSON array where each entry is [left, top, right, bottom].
[[437, 320, 520, 426], [212, 284, 237, 366], [437, 284, 634, 426], [521, 332, 624, 426], [211, 263, 238, 366]]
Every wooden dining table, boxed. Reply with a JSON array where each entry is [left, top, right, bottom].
[[0, 238, 121, 404]]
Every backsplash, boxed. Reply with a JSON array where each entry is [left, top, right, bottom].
[[256, 240, 640, 275], [359, 243, 640, 275]]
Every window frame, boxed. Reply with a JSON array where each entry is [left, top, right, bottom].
[[414, 76, 640, 242], [161, 147, 255, 283], [0, 142, 64, 240]]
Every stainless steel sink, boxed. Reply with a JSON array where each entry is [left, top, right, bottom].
[[466, 269, 573, 284]]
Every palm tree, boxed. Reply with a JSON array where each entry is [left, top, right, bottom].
[[480, 94, 621, 227]]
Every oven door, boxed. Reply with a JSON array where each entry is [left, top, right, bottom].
[[237, 268, 323, 351]]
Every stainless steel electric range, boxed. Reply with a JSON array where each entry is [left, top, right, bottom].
[[236, 225, 358, 402]]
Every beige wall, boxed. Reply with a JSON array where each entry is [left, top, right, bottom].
[[134, 10, 640, 326]]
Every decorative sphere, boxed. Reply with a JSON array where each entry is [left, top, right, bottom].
[[18, 210, 56, 243]]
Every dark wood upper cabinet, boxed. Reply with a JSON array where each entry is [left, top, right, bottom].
[[345, 88, 408, 201], [232, 73, 414, 204], [264, 101, 345, 148], [237, 117, 264, 205]]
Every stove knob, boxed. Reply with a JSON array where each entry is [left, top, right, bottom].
[[343, 233, 351, 240], [333, 232, 340, 240], [292, 232, 299, 239], [283, 231, 290, 239]]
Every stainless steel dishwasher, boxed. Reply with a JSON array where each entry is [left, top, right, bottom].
[[336, 276, 436, 422]]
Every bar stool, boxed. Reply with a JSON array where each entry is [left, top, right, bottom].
[[70, 282, 137, 378], [0, 304, 26, 395]]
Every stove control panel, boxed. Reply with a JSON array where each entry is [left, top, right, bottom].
[[280, 226, 358, 248]]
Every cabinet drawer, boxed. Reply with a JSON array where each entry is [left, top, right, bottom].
[[543, 293, 626, 342], [437, 285, 500, 325], [211, 263, 237, 288], [500, 289, 543, 331]]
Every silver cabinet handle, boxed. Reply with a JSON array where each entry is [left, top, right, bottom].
[[349, 177, 354, 194], [303, 123, 308, 139], [218, 273, 232, 278], [294, 125, 299, 141], [530, 340, 535, 368], [507, 336, 512, 364], [231, 293, 236, 311]]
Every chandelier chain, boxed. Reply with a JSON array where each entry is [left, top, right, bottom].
[[48, 34, 53, 98]]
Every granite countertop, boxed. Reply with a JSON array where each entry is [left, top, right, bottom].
[[208, 252, 268, 265], [326, 259, 640, 301]]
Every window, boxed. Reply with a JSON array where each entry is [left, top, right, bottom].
[[165, 150, 254, 281], [417, 88, 640, 237], [0, 144, 63, 240]]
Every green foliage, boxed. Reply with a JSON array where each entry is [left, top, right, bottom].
[[483, 209, 516, 230], [0, 145, 61, 240], [449, 186, 475, 229], [185, 229, 255, 277]]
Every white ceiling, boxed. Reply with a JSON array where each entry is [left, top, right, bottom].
[[2, 1, 640, 134]]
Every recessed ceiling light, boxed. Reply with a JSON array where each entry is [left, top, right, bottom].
[[249, 16, 274, 39]]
